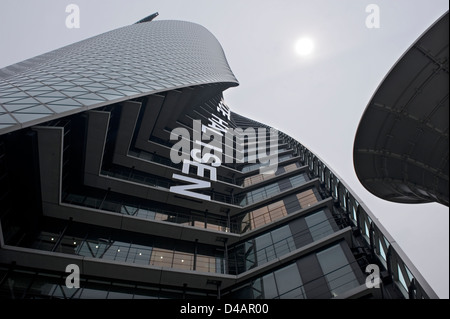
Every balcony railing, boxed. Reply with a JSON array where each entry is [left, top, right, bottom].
[[298, 143, 438, 299]]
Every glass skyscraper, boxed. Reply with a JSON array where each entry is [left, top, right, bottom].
[[0, 15, 438, 299]]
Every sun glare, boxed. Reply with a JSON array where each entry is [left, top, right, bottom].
[[295, 37, 315, 56]]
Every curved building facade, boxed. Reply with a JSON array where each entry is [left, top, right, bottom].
[[0, 16, 438, 299], [354, 12, 449, 206], [0, 19, 238, 134]]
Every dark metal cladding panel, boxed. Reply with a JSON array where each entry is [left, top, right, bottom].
[[353, 12, 449, 206]]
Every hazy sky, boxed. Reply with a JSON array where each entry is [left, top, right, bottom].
[[0, 0, 448, 298]]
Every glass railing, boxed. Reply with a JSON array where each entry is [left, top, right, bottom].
[[235, 173, 308, 206], [299, 143, 437, 299], [0, 265, 212, 299], [99, 165, 310, 208], [229, 212, 342, 274], [239, 162, 301, 187], [241, 154, 293, 173], [236, 188, 322, 234], [63, 192, 235, 233], [128, 149, 235, 184], [28, 230, 225, 274], [225, 255, 367, 299], [149, 134, 291, 175], [63, 186, 324, 238], [100, 166, 236, 204], [270, 258, 364, 299]]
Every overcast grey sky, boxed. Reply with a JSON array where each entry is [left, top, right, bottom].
[[0, 0, 448, 298]]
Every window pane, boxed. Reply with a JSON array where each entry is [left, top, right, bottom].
[[274, 264, 305, 299], [262, 273, 278, 299], [150, 248, 173, 267], [297, 189, 318, 208], [305, 210, 334, 241], [271, 225, 295, 256], [316, 245, 359, 297], [255, 233, 275, 264], [267, 200, 287, 221], [196, 255, 217, 273]]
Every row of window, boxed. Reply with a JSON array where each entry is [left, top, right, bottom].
[[236, 173, 308, 206], [226, 243, 361, 299], [0, 243, 360, 299], [24, 222, 225, 274], [13, 199, 337, 277], [128, 146, 295, 188], [239, 188, 321, 233], [241, 146, 288, 163], [240, 162, 300, 187], [229, 209, 337, 274], [241, 154, 293, 173], [101, 165, 308, 207], [296, 142, 428, 298], [63, 184, 323, 237], [64, 192, 233, 232], [0, 267, 213, 299]]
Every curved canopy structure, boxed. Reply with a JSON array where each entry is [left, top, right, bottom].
[[354, 11, 449, 206]]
